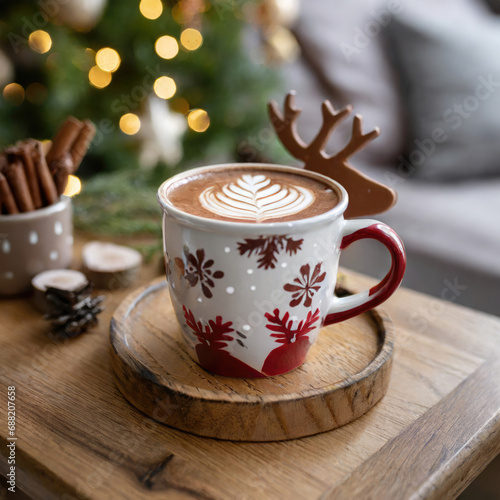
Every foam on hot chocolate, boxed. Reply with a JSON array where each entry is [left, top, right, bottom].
[[163, 167, 339, 223]]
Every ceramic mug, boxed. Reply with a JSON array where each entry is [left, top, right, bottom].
[[157, 164, 406, 378], [0, 196, 73, 296]]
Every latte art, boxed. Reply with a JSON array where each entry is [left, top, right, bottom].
[[162, 166, 340, 223], [199, 174, 315, 222]]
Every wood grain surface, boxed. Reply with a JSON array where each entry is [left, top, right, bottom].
[[0, 236, 499, 499], [110, 279, 394, 441]]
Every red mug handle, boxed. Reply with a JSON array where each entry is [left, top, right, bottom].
[[324, 220, 406, 325]]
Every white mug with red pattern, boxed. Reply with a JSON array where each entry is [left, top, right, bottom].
[[158, 164, 406, 378]]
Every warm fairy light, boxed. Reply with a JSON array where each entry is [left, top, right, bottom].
[[187, 109, 210, 132], [171, 97, 189, 114], [180, 28, 203, 51], [155, 36, 179, 59], [2, 83, 25, 105], [95, 48, 121, 72], [64, 175, 82, 197], [154, 76, 176, 99], [172, 0, 208, 24], [171, 3, 184, 24], [26, 83, 48, 105], [88, 65, 112, 89], [72, 48, 94, 71], [268, 27, 299, 62], [119, 113, 141, 135], [139, 0, 163, 19], [46, 53, 58, 69], [28, 30, 52, 54]]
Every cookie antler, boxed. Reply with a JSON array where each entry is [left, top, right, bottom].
[[268, 91, 308, 160], [333, 114, 380, 164], [268, 92, 396, 218], [268, 91, 354, 163]]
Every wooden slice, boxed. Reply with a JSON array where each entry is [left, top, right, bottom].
[[82, 241, 142, 290], [110, 278, 394, 442], [31, 269, 89, 313]]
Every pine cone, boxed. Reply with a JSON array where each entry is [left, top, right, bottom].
[[44, 283, 105, 338]]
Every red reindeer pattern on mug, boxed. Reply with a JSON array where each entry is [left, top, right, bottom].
[[182, 306, 264, 378], [262, 308, 320, 376]]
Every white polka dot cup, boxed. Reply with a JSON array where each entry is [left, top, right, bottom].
[[158, 164, 406, 378], [0, 197, 73, 296]]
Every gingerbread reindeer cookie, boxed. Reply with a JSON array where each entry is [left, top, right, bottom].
[[268, 91, 396, 218]]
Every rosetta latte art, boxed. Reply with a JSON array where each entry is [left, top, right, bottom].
[[199, 174, 315, 222]]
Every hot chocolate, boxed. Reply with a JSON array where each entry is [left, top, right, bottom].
[[162, 166, 339, 223]]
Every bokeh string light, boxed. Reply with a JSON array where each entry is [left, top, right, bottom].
[[95, 48, 121, 72], [172, 0, 207, 25], [28, 30, 52, 54], [171, 97, 190, 114], [154, 76, 176, 99], [119, 113, 141, 135], [26, 83, 48, 105], [45, 53, 58, 70], [155, 36, 179, 59], [88, 66, 112, 89], [63, 175, 82, 197], [187, 109, 210, 132], [180, 28, 203, 51], [3, 83, 25, 105], [139, 0, 163, 20]]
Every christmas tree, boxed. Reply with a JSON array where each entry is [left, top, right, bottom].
[[0, 0, 285, 237]]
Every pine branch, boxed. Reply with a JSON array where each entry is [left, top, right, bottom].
[[183, 306, 234, 346], [237, 237, 268, 258], [258, 237, 281, 269]]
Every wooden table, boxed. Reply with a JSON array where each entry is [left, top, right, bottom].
[[1, 239, 500, 499]]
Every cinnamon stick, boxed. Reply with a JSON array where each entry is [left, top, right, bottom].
[[0, 172, 19, 214], [53, 155, 72, 195], [0, 155, 11, 214], [16, 141, 43, 209], [70, 120, 96, 172], [0, 153, 7, 173], [46, 116, 83, 168], [4, 160, 35, 212], [33, 141, 58, 206], [0, 115, 94, 213]]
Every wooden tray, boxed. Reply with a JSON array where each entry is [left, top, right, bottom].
[[110, 278, 394, 442]]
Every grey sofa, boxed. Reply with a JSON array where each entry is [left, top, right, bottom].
[[278, 0, 500, 315]]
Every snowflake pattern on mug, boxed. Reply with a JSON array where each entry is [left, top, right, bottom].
[[237, 235, 303, 270], [165, 253, 185, 281], [283, 262, 326, 307], [182, 247, 224, 298]]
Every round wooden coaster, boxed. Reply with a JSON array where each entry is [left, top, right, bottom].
[[110, 278, 394, 442]]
